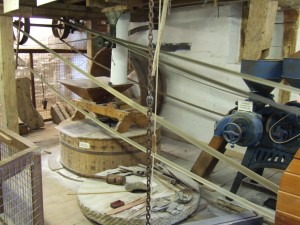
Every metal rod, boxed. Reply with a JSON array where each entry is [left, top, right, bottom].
[[28, 23, 62, 28]]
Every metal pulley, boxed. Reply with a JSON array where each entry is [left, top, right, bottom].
[[13, 17, 83, 45], [215, 111, 263, 147]]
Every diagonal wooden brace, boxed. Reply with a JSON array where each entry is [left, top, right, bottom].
[[72, 99, 147, 133]]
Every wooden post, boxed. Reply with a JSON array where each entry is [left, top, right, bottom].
[[0, 16, 19, 133], [191, 136, 227, 178], [29, 53, 36, 108], [278, 9, 300, 104], [86, 0, 104, 73], [239, 2, 249, 61], [242, 0, 278, 60]]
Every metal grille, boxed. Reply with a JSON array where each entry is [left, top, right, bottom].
[[0, 128, 43, 225]]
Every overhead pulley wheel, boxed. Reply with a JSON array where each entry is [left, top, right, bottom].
[[13, 17, 30, 45], [52, 19, 71, 40]]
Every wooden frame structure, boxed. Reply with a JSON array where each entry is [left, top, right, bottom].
[[0, 127, 43, 225]]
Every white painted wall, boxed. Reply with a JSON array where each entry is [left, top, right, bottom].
[[131, 4, 245, 143], [129, 4, 287, 144]]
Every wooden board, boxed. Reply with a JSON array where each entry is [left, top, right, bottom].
[[278, 172, 300, 196], [276, 191, 300, 216], [276, 210, 300, 225], [58, 119, 161, 175], [191, 136, 227, 178], [285, 159, 300, 175], [16, 77, 44, 130], [276, 149, 300, 224], [77, 173, 201, 225]]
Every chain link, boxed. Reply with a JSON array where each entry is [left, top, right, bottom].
[[146, 0, 155, 224]]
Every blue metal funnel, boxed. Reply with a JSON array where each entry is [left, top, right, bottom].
[[282, 58, 300, 88], [241, 60, 283, 96]]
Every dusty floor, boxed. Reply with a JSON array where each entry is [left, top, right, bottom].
[[24, 121, 279, 225]]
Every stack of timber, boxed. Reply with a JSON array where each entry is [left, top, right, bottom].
[[276, 149, 300, 224], [51, 102, 75, 124]]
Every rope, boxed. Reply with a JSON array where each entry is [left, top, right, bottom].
[[16, 54, 275, 223], [151, 0, 169, 77]]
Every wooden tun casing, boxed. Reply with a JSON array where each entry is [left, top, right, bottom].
[[58, 119, 161, 175], [276, 149, 300, 224]]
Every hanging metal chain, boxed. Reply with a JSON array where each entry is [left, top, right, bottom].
[[146, 0, 155, 224]]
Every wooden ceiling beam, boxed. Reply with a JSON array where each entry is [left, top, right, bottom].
[[63, 0, 85, 4], [141, 0, 300, 9], [0, 3, 106, 19]]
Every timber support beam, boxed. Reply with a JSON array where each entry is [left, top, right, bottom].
[[278, 8, 300, 104], [242, 0, 278, 60], [0, 16, 19, 133]]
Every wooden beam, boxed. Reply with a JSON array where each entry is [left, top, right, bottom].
[[239, 2, 249, 61], [0, 16, 19, 133], [105, 0, 143, 8], [63, 0, 85, 4], [278, 9, 299, 104], [242, 0, 278, 60], [0, 3, 106, 19], [86, 0, 108, 72], [14, 48, 87, 54]]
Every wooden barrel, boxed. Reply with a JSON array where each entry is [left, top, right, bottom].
[[58, 119, 161, 175], [276, 149, 300, 225]]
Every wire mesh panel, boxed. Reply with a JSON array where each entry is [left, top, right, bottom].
[[16, 52, 87, 120], [0, 128, 43, 225]]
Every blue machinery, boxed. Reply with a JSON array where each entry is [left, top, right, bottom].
[[213, 59, 300, 195]]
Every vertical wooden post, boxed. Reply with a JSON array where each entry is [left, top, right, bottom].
[[0, 16, 18, 133], [239, 2, 249, 61], [86, 0, 102, 73], [278, 9, 300, 104], [242, 0, 278, 60], [29, 53, 36, 108]]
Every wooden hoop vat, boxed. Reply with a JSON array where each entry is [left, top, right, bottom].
[[57, 119, 161, 175]]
